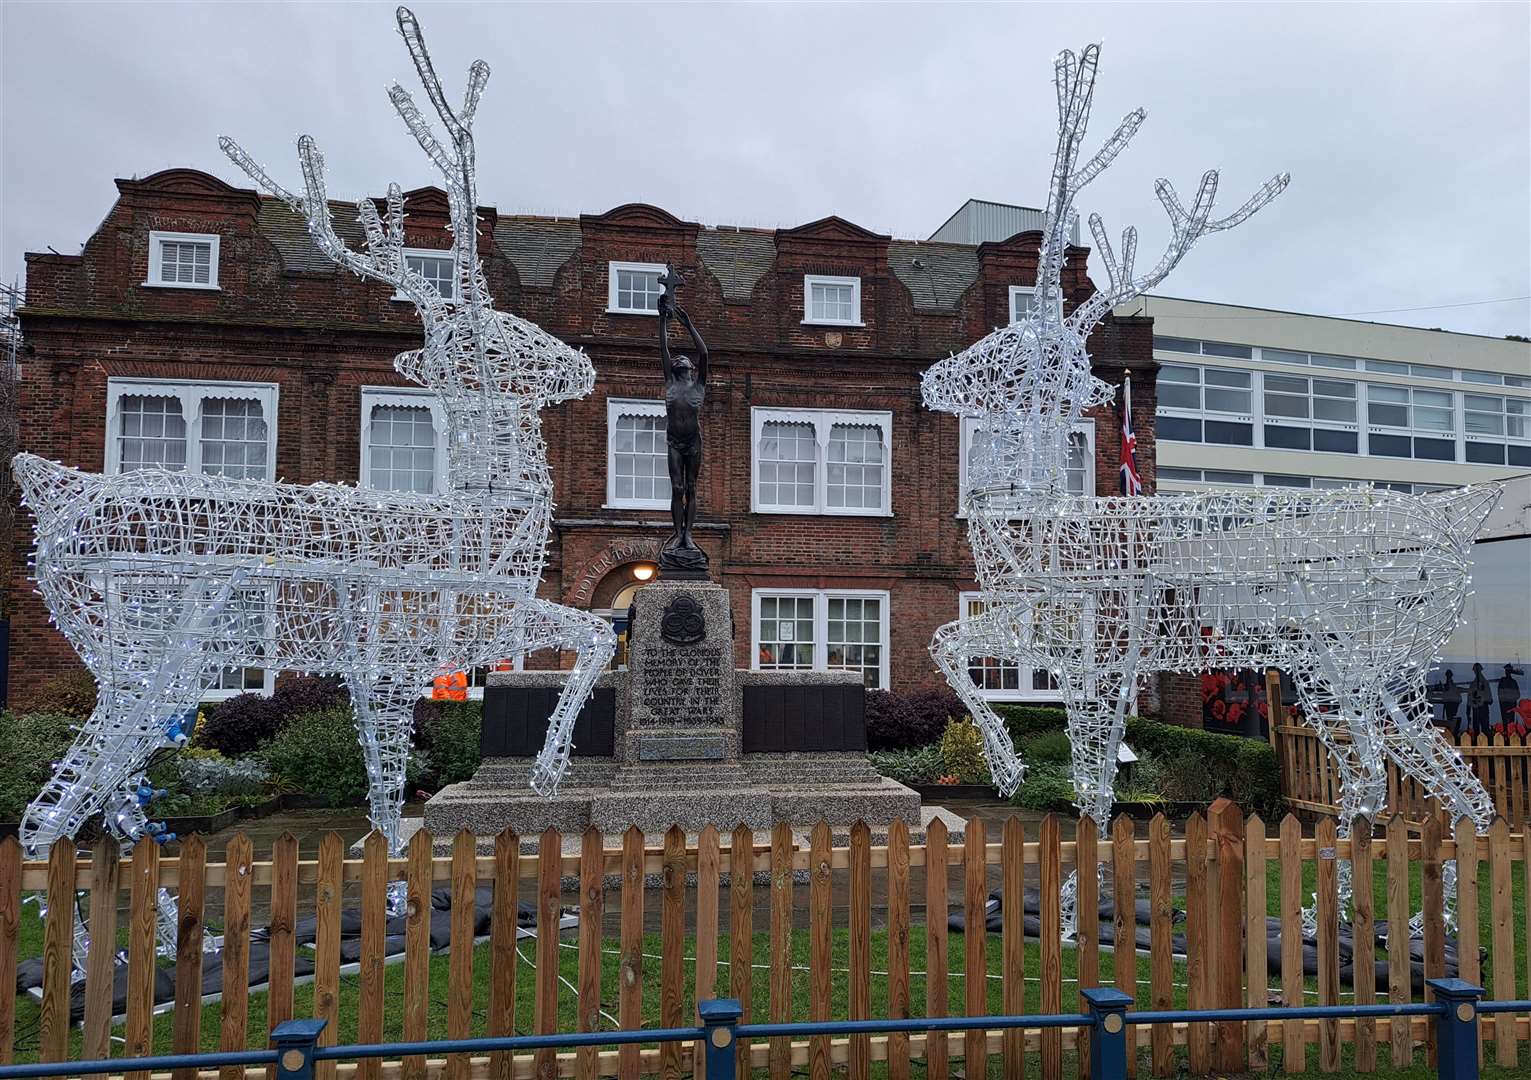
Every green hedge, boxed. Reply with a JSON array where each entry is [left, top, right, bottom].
[[993, 704, 1283, 817], [0, 711, 78, 821]]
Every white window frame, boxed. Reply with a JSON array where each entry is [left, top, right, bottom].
[[1258, 370, 1361, 453], [144, 231, 221, 291], [802, 274, 863, 327], [957, 592, 1068, 702], [360, 386, 448, 494], [105, 378, 278, 477], [605, 398, 671, 509], [958, 418, 1094, 515], [606, 261, 668, 315], [750, 588, 891, 690], [394, 248, 458, 302], [1008, 285, 1063, 323], [751, 406, 892, 516], [202, 582, 278, 701]]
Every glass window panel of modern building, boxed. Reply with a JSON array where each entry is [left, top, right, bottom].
[[1140, 296, 1531, 488]]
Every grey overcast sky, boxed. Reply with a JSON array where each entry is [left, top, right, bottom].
[[3, 1, 1529, 338]]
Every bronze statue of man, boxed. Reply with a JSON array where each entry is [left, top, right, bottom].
[[657, 264, 709, 573]]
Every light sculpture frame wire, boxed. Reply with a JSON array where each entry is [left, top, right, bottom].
[[922, 44, 1500, 931], [12, 6, 614, 889]]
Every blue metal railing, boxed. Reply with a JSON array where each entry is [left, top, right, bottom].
[[0, 979, 1513, 1080]]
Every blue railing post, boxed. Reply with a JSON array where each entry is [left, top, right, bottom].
[[698, 998, 742, 1080], [1426, 979, 1482, 1080], [271, 1019, 328, 1080], [1081, 987, 1134, 1080]]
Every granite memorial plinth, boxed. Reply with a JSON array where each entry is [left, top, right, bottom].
[[424, 579, 922, 843]]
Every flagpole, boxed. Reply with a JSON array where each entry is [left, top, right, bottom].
[[1122, 372, 1133, 495]]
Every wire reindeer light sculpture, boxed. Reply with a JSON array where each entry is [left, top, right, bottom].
[[13, 5, 613, 905], [923, 44, 1500, 933]]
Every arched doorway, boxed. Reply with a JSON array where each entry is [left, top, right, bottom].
[[590, 561, 659, 669]]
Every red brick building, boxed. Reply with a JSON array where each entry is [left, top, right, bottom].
[[7, 171, 1160, 708]]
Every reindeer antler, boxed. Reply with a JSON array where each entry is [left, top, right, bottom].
[[1067, 167, 1289, 332], [1031, 44, 1289, 334], [220, 7, 494, 317], [219, 134, 439, 309]]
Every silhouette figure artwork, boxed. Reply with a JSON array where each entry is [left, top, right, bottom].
[[656, 263, 710, 576]]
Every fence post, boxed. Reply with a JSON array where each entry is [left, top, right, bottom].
[[1081, 987, 1133, 1080], [699, 998, 742, 1080], [1426, 979, 1482, 1080], [272, 1018, 328, 1080]]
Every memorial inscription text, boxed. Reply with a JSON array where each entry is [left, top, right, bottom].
[[639, 642, 727, 725]]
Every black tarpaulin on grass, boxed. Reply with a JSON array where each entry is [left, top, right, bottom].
[[17, 887, 541, 1021], [948, 887, 1469, 994]]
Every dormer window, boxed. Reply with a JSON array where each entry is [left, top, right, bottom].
[[607, 261, 666, 315], [803, 275, 862, 326], [1009, 285, 1062, 323], [145, 231, 220, 290], [399, 249, 457, 301]]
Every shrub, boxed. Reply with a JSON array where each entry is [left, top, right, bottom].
[[866, 685, 966, 750], [15, 669, 98, 718], [174, 748, 271, 797], [1124, 715, 1282, 816], [260, 707, 371, 807], [996, 704, 1069, 743], [1010, 762, 1079, 813], [1021, 729, 1073, 765], [868, 744, 944, 787], [995, 705, 1284, 816], [197, 675, 349, 756], [411, 699, 482, 788], [259, 706, 427, 806], [0, 711, 78, 821], [939, 718, 992, 785]]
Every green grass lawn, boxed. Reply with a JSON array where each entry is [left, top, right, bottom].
[[7, 851, 1527, 1077]]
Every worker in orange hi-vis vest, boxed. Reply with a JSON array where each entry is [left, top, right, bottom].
[[432, 671, 468, 701]]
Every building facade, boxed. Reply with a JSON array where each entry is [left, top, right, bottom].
[[1132, 295, 1531, 730], [7, 172, 1158, 706], [1132, 295, 1530, 493]]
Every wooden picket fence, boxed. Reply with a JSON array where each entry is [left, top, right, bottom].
[[2, 804, 1530, 1079], [1276, 721, 1531, 828]]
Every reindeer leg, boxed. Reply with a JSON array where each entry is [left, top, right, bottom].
[[345, 673, 420, 857], [21, 574, 243, 854], [511, 598, 617, 797], [1287, 657, 1386, 932], [1374, 678, 1493, 936], [930, 611, 1026, 795]]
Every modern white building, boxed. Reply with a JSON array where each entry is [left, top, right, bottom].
[[1120, 295, 1530, 494]]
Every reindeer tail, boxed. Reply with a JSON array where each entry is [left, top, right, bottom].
[[1421, 482, 1502, 551], [10, 452, 94, 538]]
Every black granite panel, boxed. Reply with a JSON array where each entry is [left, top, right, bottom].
[[742, 683, 866, 753], [480, 686, 616, 757]]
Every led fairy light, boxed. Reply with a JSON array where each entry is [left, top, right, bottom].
[[13, 6, 614, 880], [923, 43, 1500, 934]]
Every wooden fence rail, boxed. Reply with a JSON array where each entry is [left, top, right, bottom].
[[1, 802, 1529, 1079], [1277, 722, 1531, 827]]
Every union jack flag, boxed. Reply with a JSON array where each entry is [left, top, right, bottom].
[[1121, 375, 1143, 496]]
